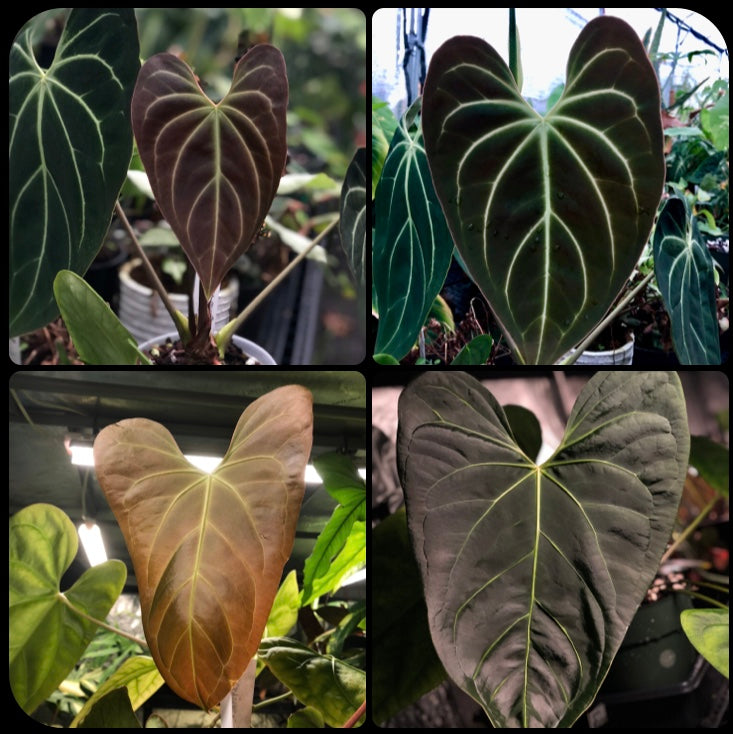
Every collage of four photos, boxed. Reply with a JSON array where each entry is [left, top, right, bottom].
[[9, 7, 729, 729]]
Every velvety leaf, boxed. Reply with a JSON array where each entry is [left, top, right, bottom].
[[287, 706, 325, 728], [680, 608, 729, 679], [397, 372, 689, 727], [422, 17, 665, 364], [9, 503, 127, 714], [372, 508, 446, 724], [71, 657, 164, 728], [54, 270, 152, 365], [258, 637, 365, 727], [653, 196, 721, 364], [339, 148, 367, 290], [9, 9, 140, 336], [131, 46, 288, 299], [373, 100, 454, 360], [78, 688, 141, 728], [689, 435, 729, 497], [451, 333, 494, 365], [93, 386, 313, 710], [503, 404, 542, 462]]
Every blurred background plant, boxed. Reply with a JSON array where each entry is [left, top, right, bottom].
[[17, 8, 366, 365]]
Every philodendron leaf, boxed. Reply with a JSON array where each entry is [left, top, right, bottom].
[[9, 9, 140, 337], [287, 706, 325, 728], [422, 17, 665, 364], [258, 637, 365, 727], [339, 148, 367, 291], [131, 45, 288, 300], [451, 333, 494, 365], [503, 404, 542, 462], [54, 270, 152, 365], [373, 100, 454, 360], [689, 435, 729, 497], [397, 372, 689, 728], [680, 608, 729, 679], [653, 196, 721, 364], [93, 386, 313, 710], [71, 656, 164, 728], [9, 503, 127, 714]]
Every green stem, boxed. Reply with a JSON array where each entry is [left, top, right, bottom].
[[679, 589, 729, 610], [558, 270, 654, 365], [661, 495, 720, 564], [251, 690, 293, 712], [114, 201, 189, 342], [216, 216, 338, 354], [57, 592, 149, 649]]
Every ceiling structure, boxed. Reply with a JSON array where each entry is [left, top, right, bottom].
[[9, 370, 366, 598]]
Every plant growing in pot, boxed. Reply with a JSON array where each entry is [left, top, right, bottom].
[[375, 371, 691, 727], [9, 9, 365, 365], [373, 14, 683, 365]]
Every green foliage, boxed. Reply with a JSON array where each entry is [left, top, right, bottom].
[[9, 504, 127, 714], [680, 609, 729, 679]]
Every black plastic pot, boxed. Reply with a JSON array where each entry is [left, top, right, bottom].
[[578, 593, 729, 728]]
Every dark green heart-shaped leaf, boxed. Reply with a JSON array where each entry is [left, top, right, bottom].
[[339, 148, 367, 291], [9, 9, 140, 337], [653, 196, 721, 364], [422, 17, 665, 364], [397, 372, 689, 727], [503, 404, 542, 462], [258, 637, 365, 727], [131, 46, 288, 300], [94, 386, 313, 710], [54, 270, 152, 365], [373, 101, 454, 360], [680, 608, 729, 679], [9, 503, 127, 714]]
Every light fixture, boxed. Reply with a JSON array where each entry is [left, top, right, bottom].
[[78, 521, 108, 567], [68, 441, 366, 483]]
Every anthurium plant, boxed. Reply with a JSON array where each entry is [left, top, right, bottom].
[[9, 8, 365, 365], [396, 371, 690, 727], [10, 386, 367, 726], [372, 14, 670, 365]]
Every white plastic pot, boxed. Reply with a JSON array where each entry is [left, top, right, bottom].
[[118, 259, 239, 344], [137, 332, 277, 365], [559, 333, 635, 365]]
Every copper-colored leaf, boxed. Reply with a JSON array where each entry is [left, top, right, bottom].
[[93, 385, 313, 710], [131, 45, 288, 299]]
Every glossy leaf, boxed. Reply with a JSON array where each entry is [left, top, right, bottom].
[[397, 372, 689, 727], [451, 333, 494, 365], [653, 196, 721, 364], [93, 386, 313, 710], [71, 656, 164, 728], [131, 46, 288, 300], [373, 100, 454, 360], [9, 503, 127, 714], [680, 608, 729, 679], [9, 9, 140, 337], [78, 688, 141, 729], [339, 148, 367, 291], [689, 435, 729, 497], [258, 637, 365, 727], [54, 270, 152, 365], [373, 508, 446, 724], [422, 17, 665, 364], [301, 454, 366, 606]]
